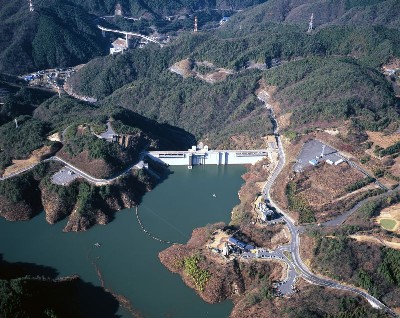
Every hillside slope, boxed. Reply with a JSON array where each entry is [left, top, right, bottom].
[[228, 0, 400, 31], [264, 57, 399, 132], [0, 0, 107, 74], [65, 0, 269, 17], [68, 18, 400, 145]]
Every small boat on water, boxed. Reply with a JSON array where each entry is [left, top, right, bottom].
[[212, 193, 216, 198], [94, 242, 101, 247]]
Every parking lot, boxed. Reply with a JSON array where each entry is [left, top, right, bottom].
[[51, 167, 80, 185], [293, 139, 342, 172]]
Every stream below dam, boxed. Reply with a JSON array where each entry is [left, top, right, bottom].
[[0, 165, 246, 318]]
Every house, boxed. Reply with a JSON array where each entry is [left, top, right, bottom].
[[326, 158, 344, 166], [219, 17, 230, 25], [115, 3, 124, 16], [309, 159, 319, 166], [334, 158, 344, 165], [228, 237, 247, 250], [110, 38, 127, 55], [258, 202, 274, 221]]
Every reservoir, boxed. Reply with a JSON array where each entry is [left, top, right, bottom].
[[0, 165, 246, 317]]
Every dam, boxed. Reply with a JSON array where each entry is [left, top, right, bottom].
[[148, 145, 276, 168]]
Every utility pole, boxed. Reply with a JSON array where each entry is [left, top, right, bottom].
[[194, 16, 198, 32], [307, 13, 314, 33], [320, 144, 326, 158], [29, 0, 34, 12]]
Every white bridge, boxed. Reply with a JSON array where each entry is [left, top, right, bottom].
[[97, 25, 162, 46], [148, 146, 273, 168]]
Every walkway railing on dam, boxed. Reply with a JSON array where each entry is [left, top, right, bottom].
[[157, 153, 186, 158], [235, 151, 268, 157]]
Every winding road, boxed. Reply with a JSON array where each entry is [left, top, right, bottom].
[[261, 105, 397, 317], [0, 156, 145, 185]]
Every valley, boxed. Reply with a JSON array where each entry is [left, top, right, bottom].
[[0, 0, 400, 317]]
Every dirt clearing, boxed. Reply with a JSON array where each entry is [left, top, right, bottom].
[[376, 203, 400, 233], [366, 131, 400, 149], [350, 235, 400, 251], [2, 145, 54, 177]]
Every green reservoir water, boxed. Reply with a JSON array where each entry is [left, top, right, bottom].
[[0, 165, 246, 317]]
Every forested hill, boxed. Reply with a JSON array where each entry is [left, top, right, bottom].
[[228, 0, 400, 31], [0, 0, 107, 75], [66, 0, 268, 17], [67, 1, 400, 145]]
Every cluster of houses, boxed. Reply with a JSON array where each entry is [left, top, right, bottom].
[[257, 201, 275, 222], [23, 71, 44, 82], [22, 68, 76, 90], [212, 236, 255, 257], [254, 195, 276, 222]]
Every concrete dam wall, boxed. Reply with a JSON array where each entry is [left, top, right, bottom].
[[147, 149, 269, 168]]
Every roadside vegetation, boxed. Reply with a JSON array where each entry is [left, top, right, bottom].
[[348, 191, 400, 223], [286, 182, 316, 224], [310, 232, 400, 309], [345, 177, 376, 193]]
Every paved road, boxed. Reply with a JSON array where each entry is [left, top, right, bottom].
[[100, 121, 117, 140], [335, 152, 388, 191], [0, 156, 145, 185], [50, 156, 147, 185], [241, 247, 297, 295], [0, 163, 39, 181], [259, 98, 397, 316], [323, 185, 400, 227]]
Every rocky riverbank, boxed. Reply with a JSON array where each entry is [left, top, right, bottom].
[[159, 223, 283, 304], [0, 160, 167, 232]]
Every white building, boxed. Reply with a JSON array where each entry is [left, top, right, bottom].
[[110, 38, 127, 55]]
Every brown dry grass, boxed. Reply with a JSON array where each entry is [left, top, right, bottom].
[[170, 58, 234, 83], [170, 58, 194, 77], [366, 131, 400, 148], [57, 150, 111, 179], [296, 163, 364, 210], [299, 235, 315, 268], [2, 145, 54, 177], [228, 134, 265, 149], [197, 69, 232, 83], [331, 183, 379, 204], [390, 156, 400, 177]]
